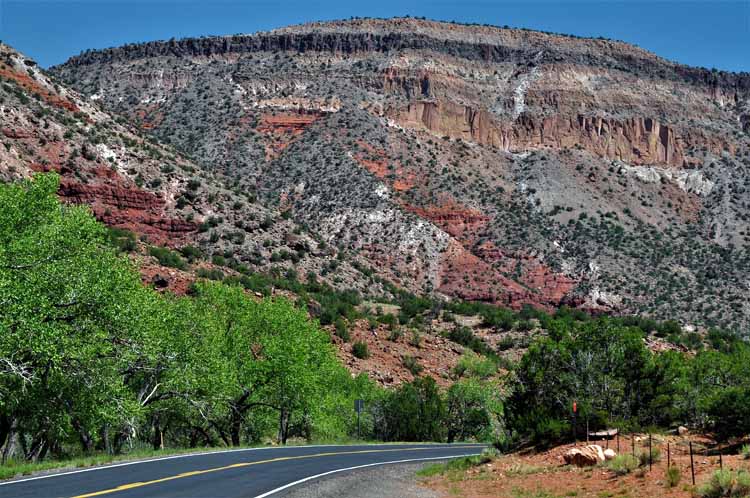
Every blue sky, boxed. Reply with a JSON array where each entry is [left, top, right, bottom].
[[1, 0, 748, 71]]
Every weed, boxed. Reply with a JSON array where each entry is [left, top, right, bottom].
[[697, 469, 750, 498], [606, 454, 639, 476], [665, 465, 681, 488]]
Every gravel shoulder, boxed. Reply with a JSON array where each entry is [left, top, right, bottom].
[[277, 461, 444, 498]]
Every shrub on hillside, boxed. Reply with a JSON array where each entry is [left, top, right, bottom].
[[697, 469, 750, 498], [606, 454, 639, 475], [352, 341, 369, 359], [148, 246, 186, 269], [665, 465, 681, 488]]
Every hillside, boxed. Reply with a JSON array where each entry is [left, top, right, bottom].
[[50, 17, 750, 332], [0, 42, 388, 296]]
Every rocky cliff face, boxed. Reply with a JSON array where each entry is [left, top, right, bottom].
[[49, 18, 750, 331], [0, 43, 380, 298]]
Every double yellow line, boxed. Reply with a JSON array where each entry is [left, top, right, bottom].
[[73, 446, 477, 498]]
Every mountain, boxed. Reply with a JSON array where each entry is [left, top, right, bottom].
[[15, 17, 750, 333], [0, 42, 380, 296]]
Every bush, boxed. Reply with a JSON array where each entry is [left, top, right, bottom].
[[352, 341, 369, 359], [665, 465, 681, 488], [403, 355, 423, 375], [179, 245, 203, 262], [697, 469, 750, 498], [196, 268, 224, 281], [388, 328, 403, 341], [377, 377, 446, 442], [742, 444, 750, 460], [606, 454, 639, 476], [334, 318, 350, 342], [106, 227, 136, 253], [638, 447, 661, 467], [148, 246, 186, 269]]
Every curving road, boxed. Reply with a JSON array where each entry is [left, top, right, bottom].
[[0, 444, 484, 498]]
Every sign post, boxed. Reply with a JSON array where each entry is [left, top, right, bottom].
[[354, 399, 364, 439]]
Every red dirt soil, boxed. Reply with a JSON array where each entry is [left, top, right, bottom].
[[423, 434, 749, 498]]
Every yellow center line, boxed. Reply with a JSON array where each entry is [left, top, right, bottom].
[[72, 446, 478, 498]]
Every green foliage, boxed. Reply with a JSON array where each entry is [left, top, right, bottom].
[[446, 378, 503, 442], [638, 447, 661, 467], [697, 469, 750, 498], [742, 444, 750, 460], [179, 245, 203, 262], [507, 314, 750, 445], [665, 465, 681, 488], [352, 341, 369, 360], [402, 355, 423, 375], [148, 246, 187, 269], [447, 325, 496, 359], [452, 352, 497, 380], [106, 227, 136, 252], [375, 377, 445, 442], [0, 175, 407, 461], [606, 454, 639, 475], [334, 318, 350, 342]]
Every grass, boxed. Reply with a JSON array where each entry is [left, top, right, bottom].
[[605, 454, 639, 476], [697, 469, 750, 498], [0, 445, 241, 481], [416, 451, 495, 478], [665, 465, 681, 488], [510, 488, 558, 498], [637, 446, 661, 467]]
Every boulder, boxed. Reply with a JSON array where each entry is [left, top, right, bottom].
[[677, 426, 689, 436], [563, 445, 606, 467], [603, 448, 617, 461]]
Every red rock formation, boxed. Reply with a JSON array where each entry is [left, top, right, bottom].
[[402, 200, 489, 241], [0, 64, 79, 113], [255, 110, 323, 158], [2, 128, 32, 139], [257, 110, 321, 134], [58, 174, 196, 246], [393, 99, 730, 167], [353, 139, 415, 191]]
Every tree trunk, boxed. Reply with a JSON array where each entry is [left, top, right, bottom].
[[71, 417, 94, 454], [278, 409, 290, 445], [152, 417, 164, 451], [230, 416, 242, 447], [1, 418, 18, 464], [25, 433, 47, 462]]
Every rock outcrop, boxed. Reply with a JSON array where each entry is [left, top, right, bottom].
[[563, 445, 607, 467]]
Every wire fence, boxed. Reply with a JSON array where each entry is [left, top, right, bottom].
[[578, 429, 747, 488]]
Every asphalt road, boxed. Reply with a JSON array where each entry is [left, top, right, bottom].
[[0, 444, 484, 498]]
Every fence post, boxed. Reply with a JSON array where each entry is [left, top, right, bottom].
[[631, 433, 635, 456], [649, 433, 652, 471], [617, 431, 620, 454], [719, 448, 723, 470], [690, 442, 695, 485]]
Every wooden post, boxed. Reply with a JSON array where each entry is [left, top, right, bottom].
[[690, 442, 695, 485], [632, 433, 635, 456], [586, 419, 589, 444], [649, 433, 652, 471], [667, 442, 670, 468], [617, 431, 620, 454], [719, 449, 723, 470]]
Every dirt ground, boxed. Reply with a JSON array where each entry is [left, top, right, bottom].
[[421, 434, 749, 498]]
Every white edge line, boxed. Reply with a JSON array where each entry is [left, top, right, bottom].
[[252, 453, 481, 498], [0, 445, 482, 486]]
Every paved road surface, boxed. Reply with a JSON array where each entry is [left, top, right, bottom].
[[0, 444, 484, 498]]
